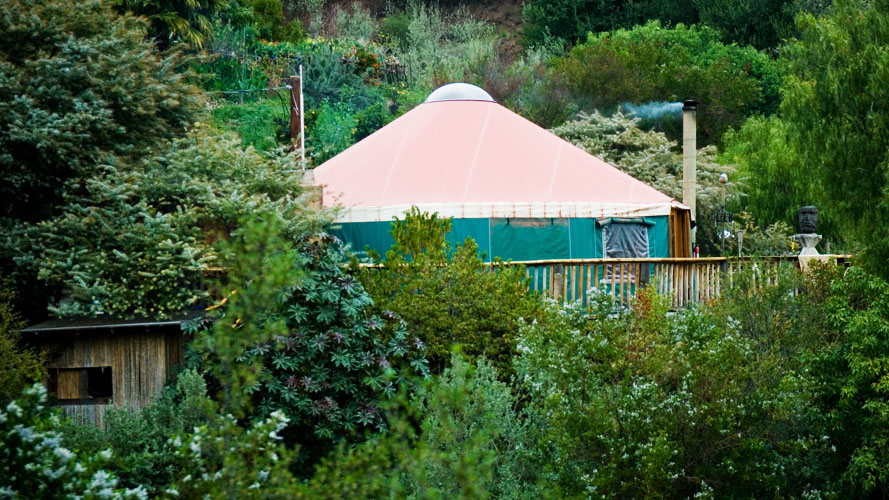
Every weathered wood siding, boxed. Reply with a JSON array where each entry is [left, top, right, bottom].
[[39, 326, 186, 427]]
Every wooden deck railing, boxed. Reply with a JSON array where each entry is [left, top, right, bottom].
[[511, 256, 851, 308]]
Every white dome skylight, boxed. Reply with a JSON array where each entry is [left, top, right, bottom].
[[424, 82, 495, 103]]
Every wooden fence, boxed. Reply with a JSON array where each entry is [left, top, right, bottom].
[[514, 256, 851, 308]]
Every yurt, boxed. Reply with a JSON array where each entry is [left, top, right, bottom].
[[312, 83, 692, 261]]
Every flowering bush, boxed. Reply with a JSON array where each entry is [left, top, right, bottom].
[[167, 411, 297, 499], [515, 281, 836, 498], [0, 384, 146, 499]]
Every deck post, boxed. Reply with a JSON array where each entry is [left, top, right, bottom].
[[552, 264, 564, 302]]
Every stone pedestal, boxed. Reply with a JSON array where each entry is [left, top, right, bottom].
[[794, 233, 822, 256], [794, 233, 826, 270]]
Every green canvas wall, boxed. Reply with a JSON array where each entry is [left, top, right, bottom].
[[333, 216, 671, 261]]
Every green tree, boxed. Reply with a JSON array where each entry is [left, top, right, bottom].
[[0, 0, 199, 224], [779, 0, 889, 270], [693, 0, 797, 50], [721, 116, 812, 231], [810, 267, 889, 496], [554, 22, 781, 144], [361, 208, 546, 377], [8, 131, 320, 319], [297, 355, 544, 499], [522, 0, 699, 48], [248, 0, 305, 43]]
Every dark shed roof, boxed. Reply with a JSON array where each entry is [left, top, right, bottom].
[[21, 311, 204, 334]]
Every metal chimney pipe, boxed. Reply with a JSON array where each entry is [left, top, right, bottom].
[[682, 100, 698, 247]]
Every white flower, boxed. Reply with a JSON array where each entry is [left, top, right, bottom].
[[125, 486, 148, 500], [14, 425, 35, 443], [99, 449, 112, 460], [54, 447, 73, 463], [89, 470, 116, 490], [5, 401, 22, 417]]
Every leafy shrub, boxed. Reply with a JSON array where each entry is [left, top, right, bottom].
[[210, 96, 291, 151], [515, 273, 840, 498], [309, 101, 357, 164], [244, 232, 429, 453], [194, 215, 428, 467], [249, 0, 305, 43], [168, 411, 297, 499], [1, 384, 147, 499], [334, 2, 377, 42], [60, 370, 216, 496], [403, 355, 543, 499], [297, 354, 544, 499], [395, 2, 499, 89], [378, 10, 411, 47], [361, 208, 546, 377], [0, 281, 42, 402]]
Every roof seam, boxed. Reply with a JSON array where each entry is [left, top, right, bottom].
[[461, 104, 493, 200], [546, 142, 564, 199]]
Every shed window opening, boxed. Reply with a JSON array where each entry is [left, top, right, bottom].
[[48, 366, 113, 404]]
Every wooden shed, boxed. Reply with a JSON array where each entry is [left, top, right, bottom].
[[21, 313, 198, 427]]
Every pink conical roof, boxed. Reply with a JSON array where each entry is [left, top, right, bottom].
[[313, 84, 686, 223]]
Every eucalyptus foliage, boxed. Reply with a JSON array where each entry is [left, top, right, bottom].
[[780, 0, 889, 269]]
